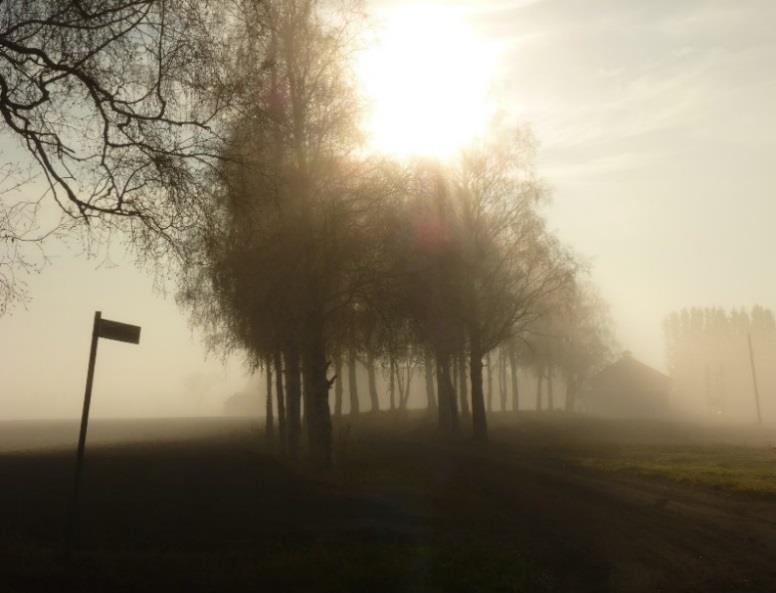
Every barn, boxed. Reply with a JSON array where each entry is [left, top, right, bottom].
[[581, 353, 670, 418]]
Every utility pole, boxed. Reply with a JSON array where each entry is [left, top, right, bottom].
[[747, 333, 762, 424]]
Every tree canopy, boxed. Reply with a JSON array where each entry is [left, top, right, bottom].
[[2, 0, 616, 466]]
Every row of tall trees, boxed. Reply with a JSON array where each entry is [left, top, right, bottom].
[[277, 293, 614, 421], [1, 1, 615, 466], [175, 0, 618, 466], [665, 306, 776, 420], [179, 0, 384, 467]]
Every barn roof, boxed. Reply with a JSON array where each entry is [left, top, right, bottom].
[[588, 353, 670, 392]]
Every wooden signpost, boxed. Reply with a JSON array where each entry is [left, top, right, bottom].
[[66, 311, 141, 556]]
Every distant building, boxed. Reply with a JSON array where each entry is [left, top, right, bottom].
[[580, 353, 670, 418]]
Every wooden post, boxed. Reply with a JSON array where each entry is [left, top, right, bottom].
[[747, 333, 762, 424], [66, 311, 101, 556]]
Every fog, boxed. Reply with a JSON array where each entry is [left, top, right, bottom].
[[0, 254, 249, 420], [3, 0, 775, 423], [666, 306, 776, 422], [3, 1, 776, 591]]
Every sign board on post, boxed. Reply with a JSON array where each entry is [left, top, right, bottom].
[[98, 318, 141, 344], [65, 311, 141, 557]]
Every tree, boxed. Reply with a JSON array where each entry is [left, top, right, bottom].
[[552, 282, 616, 412], [423, 348, 437, 412], [333, 349, 344, 417], [370, 129, 576, 439], [0, 2, 225, 266], [452, 127, 576, 440], [265, 362, 274, 442], [274, 351, 287, 453], [179, 0, 390, 467], [0, 0, 233, 321], [347, 346, 360, 415], [665, 305, 776, 419], [389, 164, 465, 434], [0, 162, 65, 312]]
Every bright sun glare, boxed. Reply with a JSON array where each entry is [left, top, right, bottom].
[[358, 5, 498, 160]]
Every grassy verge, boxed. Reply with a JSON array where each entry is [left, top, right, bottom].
[[573, 445, 776, 496]]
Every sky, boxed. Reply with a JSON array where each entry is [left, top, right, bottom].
[[460, 0, 776, 363], [1, 0, 775, 419]]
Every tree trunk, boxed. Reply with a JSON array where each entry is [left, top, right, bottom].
[[435, 356, 449, 431], [274, 351, 286, 454], [470, 330, 488, 441], [499, 347, 507, 412], [367, 351, 379, 412], [399, 363, 413, 410], [285, 348, 302, 460], [565, 378, 576, 413], [452, 356, 460, 396], [436, 350, 460, 435], [389, 356, 396, 411], [424, 351, 437, 412], [302, 362, 311, 433], [458, 353, 469, 416], [302, 320, 333, 468], [265, 362, 274, 443], [436, 351, 452, 432], [333, 351, 343, 418], [547, 365, 554, 411], [445, 355, 460, 435], [509, 346, 519, 412], [535, 367, 544, 412], [347, 348, 360, 416], [486, 352, 493, 413]]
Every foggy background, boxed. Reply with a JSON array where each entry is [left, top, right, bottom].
[[2, 0, 775, 419]]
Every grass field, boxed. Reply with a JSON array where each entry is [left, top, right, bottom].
[[3, 414, 776, 592], [0, 417, 550, 593], [0, 538, 541, 593], [572, 445, 776, 496], [491, 413, 776, 497]]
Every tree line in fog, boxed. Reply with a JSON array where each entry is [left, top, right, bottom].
[[0, 1, 615, 467], [665, 306, 776, 421], [176, 2, 615, 466]]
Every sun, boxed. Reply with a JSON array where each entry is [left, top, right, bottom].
[[357, 5, 498, 160]]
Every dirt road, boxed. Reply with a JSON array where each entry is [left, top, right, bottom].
[[444, 440, 776, 593]]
